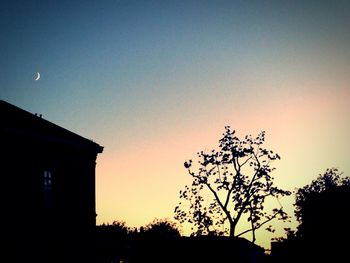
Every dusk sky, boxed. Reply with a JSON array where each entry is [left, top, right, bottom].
[[1, 0, 349, 249]]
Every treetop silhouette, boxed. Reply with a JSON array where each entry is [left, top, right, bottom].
[[175, 126, 291, 243], [294, 168, 350, 238]]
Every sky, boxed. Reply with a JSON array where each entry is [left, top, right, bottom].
[[1, 0, 350, 249]]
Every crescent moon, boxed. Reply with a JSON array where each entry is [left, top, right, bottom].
[[35, 72, 41, 81]]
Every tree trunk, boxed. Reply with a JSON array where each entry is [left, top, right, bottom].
[[229, 222, 236, 237], [252, 228, 256, 243]]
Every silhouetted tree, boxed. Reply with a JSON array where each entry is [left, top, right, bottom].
[[175, 126, 290, 242], [271, 168, 350, 262], [95, 221, 132, 263], [101, 220, 130, 236], [143, 218, 181, 239], [294, 168, 350, 239]]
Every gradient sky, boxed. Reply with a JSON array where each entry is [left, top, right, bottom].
[[1, 0, 350, 249]]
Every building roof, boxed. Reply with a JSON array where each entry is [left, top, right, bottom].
[[1, 100, 103, 153]]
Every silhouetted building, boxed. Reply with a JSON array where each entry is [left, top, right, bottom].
[[0, 100, 103, 262]]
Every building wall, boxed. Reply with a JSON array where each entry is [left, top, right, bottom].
[[1, 131, 99, 262]]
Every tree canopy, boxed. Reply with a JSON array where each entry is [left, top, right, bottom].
[[143, 218, 181, 238], [175, 126, 290, 242], [270, 168, 350, 262], [294, 168, 350, 237]]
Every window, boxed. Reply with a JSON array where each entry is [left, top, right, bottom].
[[43, 170, 52, 208], [43, 170, 52, 193]]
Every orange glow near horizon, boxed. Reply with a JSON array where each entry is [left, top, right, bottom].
[[96, 86, 350, 249]]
